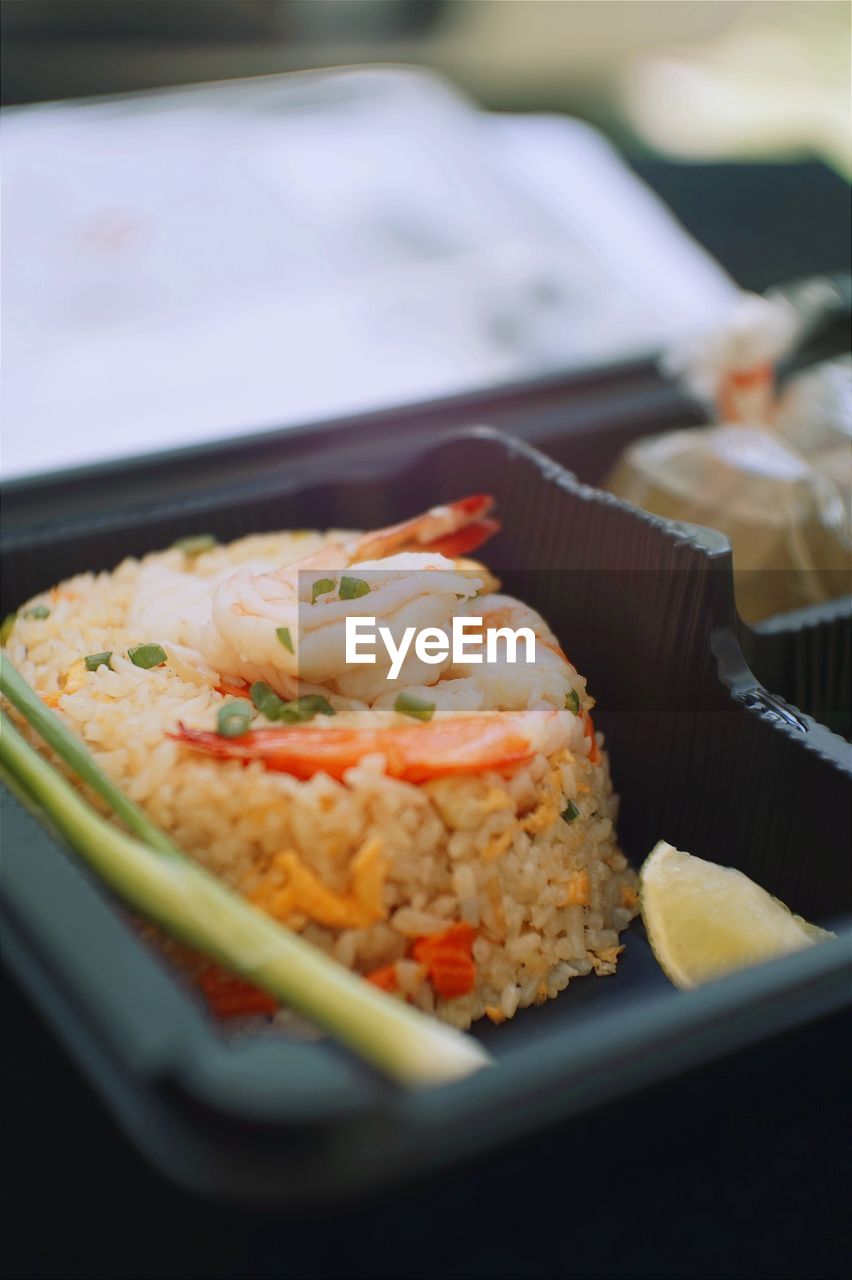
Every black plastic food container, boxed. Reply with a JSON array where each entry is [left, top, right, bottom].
[[1, 427, 850, 1206]]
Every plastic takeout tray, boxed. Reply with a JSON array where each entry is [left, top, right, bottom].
[[1, 428, 850, 1205]]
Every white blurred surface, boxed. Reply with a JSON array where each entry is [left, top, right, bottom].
[[0, 68, 737, 479]]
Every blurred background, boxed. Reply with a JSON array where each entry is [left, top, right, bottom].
[[1, 0, 849, 479], [2, 0, 850, 164], [3, 0, 849, 168]]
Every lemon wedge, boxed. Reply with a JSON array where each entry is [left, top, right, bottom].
[[640, 840, 834, 989]]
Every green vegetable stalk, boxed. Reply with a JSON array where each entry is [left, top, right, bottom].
[[0, 656, 490, 1086]]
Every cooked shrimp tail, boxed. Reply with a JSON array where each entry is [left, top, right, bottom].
[[353, 494, 496, 561], [421, 516, 501, 560]]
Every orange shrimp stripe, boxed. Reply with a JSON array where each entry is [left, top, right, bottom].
[[170, 718, 535, 784]]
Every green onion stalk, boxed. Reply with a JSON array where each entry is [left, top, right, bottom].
[[0, 656, 491, 1086]]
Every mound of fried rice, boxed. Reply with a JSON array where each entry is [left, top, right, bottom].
[[4, 530, 638, 1029]]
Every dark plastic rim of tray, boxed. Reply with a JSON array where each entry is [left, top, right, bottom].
[[2, 426, 850, 1207], [0, 356, 703, 530]]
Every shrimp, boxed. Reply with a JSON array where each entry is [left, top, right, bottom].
[[463, 597, 599, 758], [162, 495, 604, 782], [170, 709, 566, 784], [371, 595, 588, 715], [462, 595, 586, 712], [365, 595, 601, 760], [200, 495, 500, 698]]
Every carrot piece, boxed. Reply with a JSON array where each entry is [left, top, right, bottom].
[[365, 963, 400, 993], [411, 922, 477, 959], [585, 714, 600, 764], [197, 964, 278, 1019], [411, 923, 477, 999], [426, 955, 477, 999]]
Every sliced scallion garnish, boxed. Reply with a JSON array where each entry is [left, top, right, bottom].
[[85, 651, 113, 672], [276, 626, 294, 654], [395, 692, 435, 722], [281, 694, 335, 723], [172, 534, 218, 555], [339, 576, 370, 601], [128, 643, 167, 670], [217, 702, 253, 738], [562, 801, 580, 824], [251, 682, 335, 723], [565, 689, 580, 715], [250, 681, 286, 720], [25, 605, 51, 621], [311, 577, 336, 604]]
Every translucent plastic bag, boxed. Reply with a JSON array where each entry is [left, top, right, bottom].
[[607, 289, 852, 623]]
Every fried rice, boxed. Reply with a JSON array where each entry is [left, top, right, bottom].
[[3, 528, 638, 1029]]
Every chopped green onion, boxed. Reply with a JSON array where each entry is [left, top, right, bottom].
[[251, 682, 335, 723], [281, 694, 335, 723], [0, 663, 489, 1085], [562, 801, 580, 824], [565, 689, 580, 715], [395, 692, 435, 722], [311, 577, 337, 604], [128, 643, 167, 669], [276, 626, 294, 654], [339, 576, 370, 601], [217, 702, 253, 738], [0, 613, 17, 645], [172, 534, 218, 555], [250, 681, 286, 720], [85, 651, 113, 672], [24, 605, 50, 621]]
